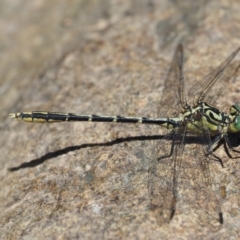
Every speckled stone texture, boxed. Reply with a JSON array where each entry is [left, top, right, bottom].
[[1, 0, 240, 239]]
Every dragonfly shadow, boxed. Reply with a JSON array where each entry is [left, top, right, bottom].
[[8, 132, 240, 172], [8, 135, 164, 171]]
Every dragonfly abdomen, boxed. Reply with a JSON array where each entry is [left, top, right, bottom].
[[9, 111, 180, 128]]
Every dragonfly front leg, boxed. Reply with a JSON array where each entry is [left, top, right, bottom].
[[205, 134, 225, 167]]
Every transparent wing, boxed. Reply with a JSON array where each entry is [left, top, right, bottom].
[[182, 122, 223, 224], [189, 46, 240, 105], [148, 128, 224, 225], [148, 124, 186, 225], [157, 44, 186, 118]]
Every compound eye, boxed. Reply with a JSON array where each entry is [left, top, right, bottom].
[[234, 116, 240, 132], [230, 104, 240, 116]]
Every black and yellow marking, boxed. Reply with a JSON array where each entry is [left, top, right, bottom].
[[9, 111, 180, 129]]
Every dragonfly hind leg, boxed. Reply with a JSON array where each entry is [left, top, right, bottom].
[[157, 132, 176, 162]]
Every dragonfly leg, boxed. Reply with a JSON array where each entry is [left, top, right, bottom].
[[205, 134, 222, 156], [205, 135, 225, 167], [210, 153, 224, 168], [157, 132, 176, 162], [223, 135, 240, 158]]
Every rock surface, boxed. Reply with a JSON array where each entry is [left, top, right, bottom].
[[1, 0, 240, 239]]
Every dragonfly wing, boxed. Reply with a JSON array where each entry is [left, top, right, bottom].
[[149, 125, 224, 225], [148, 125, 185, 225], [181, 118, 224, 224], [189, 46, 240, 104], [157, 44, 186, 118]]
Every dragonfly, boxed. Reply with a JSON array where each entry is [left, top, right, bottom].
[[10, 44, 240, 224]]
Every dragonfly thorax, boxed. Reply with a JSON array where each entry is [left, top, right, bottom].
[[183, 101, 231, 135]]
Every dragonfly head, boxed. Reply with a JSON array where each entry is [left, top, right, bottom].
[[229, 104, 240, 133]]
